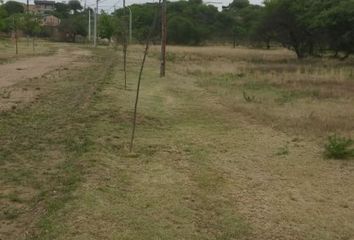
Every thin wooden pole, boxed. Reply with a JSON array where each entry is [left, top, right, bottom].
[[129, 1, 160, 152], [15, 31, 18, 55]]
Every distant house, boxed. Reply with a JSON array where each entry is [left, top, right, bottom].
[[33, 0, 56, 13], [26, 1, 60, 27], [27, 4, 39, 14], [41, 15, 61, 27]]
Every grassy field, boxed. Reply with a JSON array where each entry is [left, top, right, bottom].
[[0, 44, 354, 240]]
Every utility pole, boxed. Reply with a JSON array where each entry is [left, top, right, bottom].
[[88, 8, 91, 42], [160, 0, 167, 77], [94, 0, 98, 47], [26, 0, 29, 13]]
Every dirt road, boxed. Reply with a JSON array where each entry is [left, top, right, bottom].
[[0, 48, 90, 88], [0, 47, 91, 111]]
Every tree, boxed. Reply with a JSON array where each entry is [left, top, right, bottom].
[[68, 0, 82, 13], [0, 4, 7, 31], [311, 0, 354, 58], [53, 2, 70, 19], [59, 13, 87, 42], [251, 10, 276, 49], [53, 0, 87, 42], [167, 16, 199, 44], [99, 12, 114, 43], [261, 0, 313, 58], [114, 3, 159, 43], [229, 0, 250, 9], [223, 1, 263, 47], [3, 1, 24, 15], [21, 13, 41, 37]]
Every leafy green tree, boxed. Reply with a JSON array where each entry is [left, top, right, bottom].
[[68, 0, 82, 13], [251, 10, 275, 49], [53, 2, 71, 19], [168, 16, 198, 44], [0, 3, 7, 31], [59, 13, 87, 42], [311, 0, 354, 58], [229, 0, 250, 9], [21, 13, 41, 37], [99, 12, 114, 43], [223, 1, 262, 47], [3, 1, 24, 15], [261, 0, 313, 58], [114, 3, 159, 43]]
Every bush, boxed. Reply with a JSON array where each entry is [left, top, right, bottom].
[[325, 135, 354, 159]]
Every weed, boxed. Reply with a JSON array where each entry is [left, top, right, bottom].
[[325, 135, 354, 159], [276, 145, 289, 156], [243, 91, 256, 103], [243, 81, 273, 91], [2, 208, 20, 220], [8, 192, 23, 203], [0, 89, 11, 99], [166, 52, 176, 62]]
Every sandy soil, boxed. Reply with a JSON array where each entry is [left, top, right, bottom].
[[0, 48, 90, 88], [0, 48, 91, 111]]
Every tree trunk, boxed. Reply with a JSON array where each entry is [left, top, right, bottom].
[[266, 39, 270, 50], [340, 52, 351, 60], [293, 44, 304, 59], [32, 37, 35, 52], [15, 31, 18, 55]]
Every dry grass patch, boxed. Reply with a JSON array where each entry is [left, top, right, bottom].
[[163, 46, 354, 137]]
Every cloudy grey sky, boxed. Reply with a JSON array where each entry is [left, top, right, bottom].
[[93, 0, 264, 11], [9, 0, 263, 12]]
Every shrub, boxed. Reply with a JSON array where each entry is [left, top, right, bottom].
[[325, 135, 354, 159]]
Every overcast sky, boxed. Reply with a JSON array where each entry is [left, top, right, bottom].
[[8, 0, 263, 12], [93, 0, 264, 11]]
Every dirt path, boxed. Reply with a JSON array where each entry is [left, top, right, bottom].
[[0, 48, 91, 88], [0, 47, 91, 111]]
